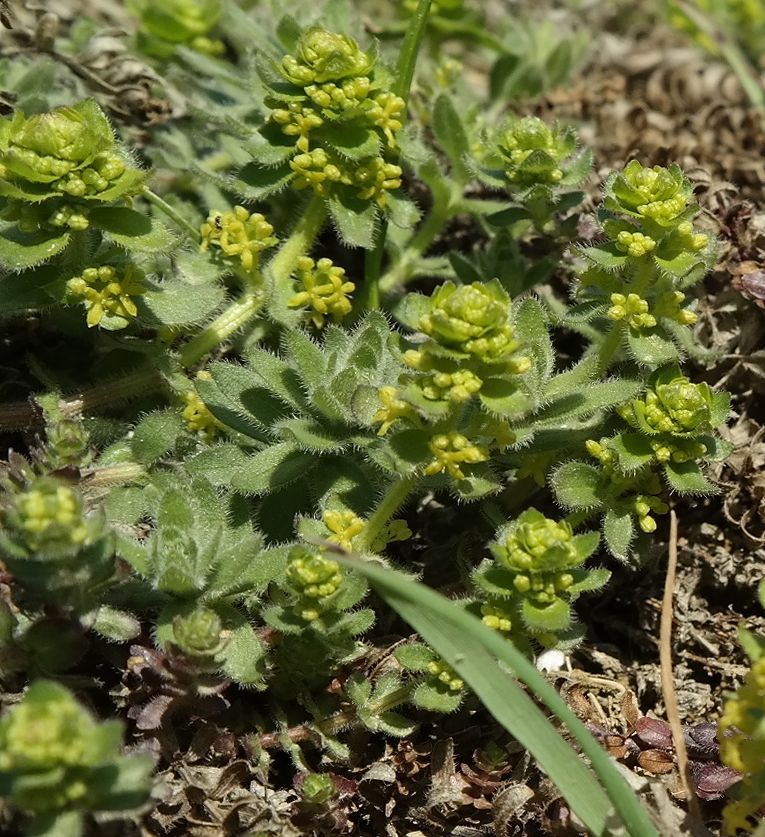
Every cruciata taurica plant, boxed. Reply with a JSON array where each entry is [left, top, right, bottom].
[[0, 6, 738, 828], [471, 509, 609, 651], [472, 114, 593, 235], [0, 680, 153, 835], [550, 160, 730, 559], [236, 25, 407, 253], [0, 98, 174, 330]]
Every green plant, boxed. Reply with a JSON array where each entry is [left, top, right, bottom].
[[0, 680, 153, 837], [718, 581, 765, 834], [0, 2, 736, 834]]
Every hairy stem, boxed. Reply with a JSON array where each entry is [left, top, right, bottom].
[[357, 476, 417, 552], [141, 186, 200, 239], [379, 192, 456, 293], [393, 0, 434, 102], [83, 462, 147, 487], [358, 0, 432, 309], [0, 367, 164, 432], [267, 194, 327, 285], [179, 291, 265, 369]]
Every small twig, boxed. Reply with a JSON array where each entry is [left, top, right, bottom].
[[660, 511, 703, 825]]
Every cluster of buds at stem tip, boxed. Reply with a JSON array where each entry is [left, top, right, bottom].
[[416, 281, 528, 365], [127, 0, 225, 57], [578, 160, 713, 347], [0, 99, 143, 204], [424, 432, 489, 481], [286, 548, 344, 622], [0, 680, 152, 816], [200, 206, 277, 274], [66, 264, 146, 330], [264, 26, 405, 207], [288, 256, 355, 328], [172, 606, 229, 658], [6, 478, 88, 554], [493, 115, 578, 188], [620, 372, 716, 436]]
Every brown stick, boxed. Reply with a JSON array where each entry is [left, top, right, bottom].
[[660, 510, 702, 823]]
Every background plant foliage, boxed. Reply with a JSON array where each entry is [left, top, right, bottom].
[[0, 0, 759, 835]]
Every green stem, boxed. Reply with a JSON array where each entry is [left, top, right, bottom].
[[355, 1, 431, 311], [0, 367, 165, 432], [393, 0, 434, 102], [595, 323, 624, 377], [379, 192, 456, 293], [84, 462, 146, 487], [267, 194, 327, 284], [179, 291, 265, 369], [357, 476, 417, 552], [141, 186, 200, 239]]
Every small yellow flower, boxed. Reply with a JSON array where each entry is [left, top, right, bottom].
[[323, 509, 365, 550], [288, 256, 355, 328], [181, 378, 224, 444], [66, 264, 145, 329], [424, 432, 488, 481], [607, 292, 657, 330], [372, 386, 414, 436], [200, 206, 276, 273]]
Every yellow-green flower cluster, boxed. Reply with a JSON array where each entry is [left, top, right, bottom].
[[323, 509, 366, 550], [172, 607, 228, 657], [494, 510, 579, 606], [181, 373, 224, 443], [0, 681, 113, 813], [608, 161, 691, 225], [424, 432, 489, 481], [426, 659, 464, 692], [494, 116, 576, 188], [718, 641, 765, 834], [373, 386, 416, 436], [633, 493, 670, 533], [288, 256, 355, 328], [200, 206, 276, 273], [268, 26, 405, 207], [12, 479, 88, 553], [323, 508, 411, 552], [481, 601, 514, 633], [418, 281, 525, 363], [286, 549, 344, 621], [127, 0, 224, 57], [49, 203, 90, 231], [623, 375, 714, 434], [615, 230, 656, 258], [67, 264, 146, 329], [0, 100, 141, 204], [608, 293, 656, 329]]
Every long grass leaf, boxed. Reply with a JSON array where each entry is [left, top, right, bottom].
[[337, 556, 660, 837]]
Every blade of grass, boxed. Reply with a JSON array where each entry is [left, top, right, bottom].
[[336, 555, 660, 837]]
